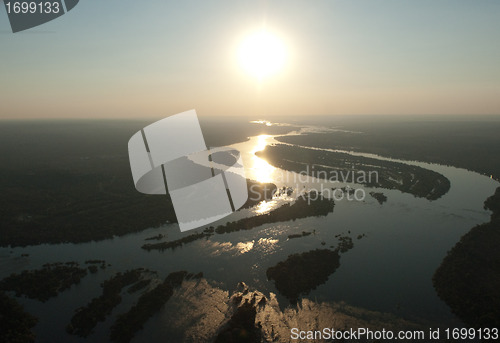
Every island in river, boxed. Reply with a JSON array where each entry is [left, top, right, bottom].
[[256, 144, 450, 200], [433, 186, 500, 328]]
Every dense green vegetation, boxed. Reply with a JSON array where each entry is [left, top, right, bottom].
[[337, 235, 354, 253], [0, 169, 177, 247], [369, 192, 388, 204], [142, 192, 334, 251], [85, 260, 107, 272], [267, 232, 357, 303], [0, 263, 88, 302], [266, 249, 341, 303], [144, 234, 165, 241], [433, 187, 500, 328], [257, 144, 450, 200], [110, 271, 193, 343], [0, 120, 288, 247], [276, 118, 500, 181], [0, 171, 276, 248], [142, 229, 213, 251], [215, 191, 334, 234], [0, 291, 37, 343], [67, 269, 144, 337]]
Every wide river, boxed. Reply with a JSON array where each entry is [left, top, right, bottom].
[[0, 123, 498, 342]]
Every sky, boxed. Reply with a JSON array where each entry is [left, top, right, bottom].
[[1, 0, 500, 119]]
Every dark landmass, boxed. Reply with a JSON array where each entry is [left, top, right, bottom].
[[67, 269, 144, 337], [337, 235, 354, 253], [214, 191, 334, 235], [274, 186, 294, 197], [85, 260, 107, 272], [369, 191, 388, 204], [127, 279, 151, 294], [275, 117, 500, 181], [267, 249, 340, 303], [433, 187, 500, 328], [267, 232, 357, 303], [257, 144, 450, 200], [0, 291, 37, 343], [142, 192, 334, 251], [0, 169, 177, 247], [144, 234, 164, 241], [215, 300, 261, 343], [0, 120, 285, 248], [84, 259, 106, 264], [338, 186, 356, 195], [241, 180, 277, 209], [0, 263, 88, 302], [288, 231, 312, 239], [0, 174, 275, 248], [142, 230, 213, 251], [109, 271, 194, 343]]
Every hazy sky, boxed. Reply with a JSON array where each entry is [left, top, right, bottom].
[[1, 0, 499, 119]]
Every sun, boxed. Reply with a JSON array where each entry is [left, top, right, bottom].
[[237, 29, 287, 80]]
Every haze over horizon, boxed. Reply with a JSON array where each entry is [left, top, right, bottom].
[[1, 0, 499, 119]]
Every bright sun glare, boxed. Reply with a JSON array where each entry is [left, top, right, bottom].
[[238, 29, 287, 80]]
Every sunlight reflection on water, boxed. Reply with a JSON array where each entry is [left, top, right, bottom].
[[207, 240, 255, 256], [253, 199, 277, 214], [236, 241, 254, 254], [248, 134, 276, 183], [205, 237, 278, 257], [256, 237, 279, 254]]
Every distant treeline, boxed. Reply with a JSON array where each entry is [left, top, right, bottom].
[[276, 119, 500, 181]]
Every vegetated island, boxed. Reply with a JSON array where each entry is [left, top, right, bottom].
[[0, 262, 88, 302], [0, 290, 37, 343], [144, 234, 165, 241], [256, 144, 450, 200], [266, 249, 340, 304], [109, 271, 201, 343], [215, 191, 334, 234], [433, 187, 500, 328], [85, 259, 108, 274], [142, 191, 334, 251], [369, 191, 388, 204], [267, 231, 357, 303], [67, 269, 149, 337], [288, 230, 313, 239]]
